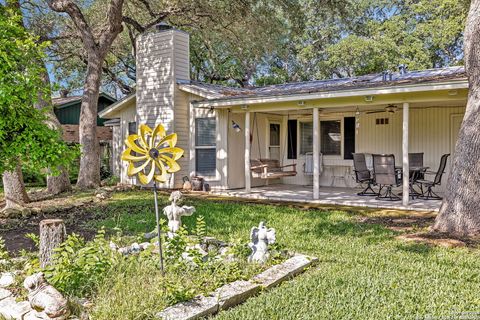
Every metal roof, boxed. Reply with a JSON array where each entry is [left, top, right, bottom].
[[178, 66, 466, 102]]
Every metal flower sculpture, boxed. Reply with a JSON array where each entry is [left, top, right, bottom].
[[121, 123, 184, 276], [121, 124, 184, 184]]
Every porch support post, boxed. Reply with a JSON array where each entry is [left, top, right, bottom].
[[245, 110, 251, 192], [313, 107, 320, 200], [402, 102, 409, 206]]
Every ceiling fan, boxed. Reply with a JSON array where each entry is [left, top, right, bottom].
[[366, 104, 398, 115]]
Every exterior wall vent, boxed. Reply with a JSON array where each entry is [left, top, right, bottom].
[[375, 118, 389, 125]]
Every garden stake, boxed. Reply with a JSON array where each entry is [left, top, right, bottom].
[[121, 123, 185, 277], [153, 182, 165, 276]]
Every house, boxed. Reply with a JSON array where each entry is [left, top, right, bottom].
[[53, 92, 117, 143], [99, 25, 468, 208]]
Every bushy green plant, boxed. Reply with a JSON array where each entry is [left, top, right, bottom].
[[44, 229, 119, 296], [25, 233, 40, 248], [164, 227, 189, 262]]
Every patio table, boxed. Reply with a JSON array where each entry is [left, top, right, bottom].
[[395, 166, 429, 198]]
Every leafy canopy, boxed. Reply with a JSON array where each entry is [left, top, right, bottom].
[[0, 6, 77, 174]]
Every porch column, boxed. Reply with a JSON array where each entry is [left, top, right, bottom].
[[313, 107, 320, 200], [402, 102, 409, 206], [245, 110, 251, 192]]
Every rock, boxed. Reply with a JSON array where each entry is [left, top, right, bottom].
[[0, 299, 30, 320], [0, 288, 12, 300], [109, 242, 118, 251], [24, 272, 70, 320], [156, 295, 218, 320], [139, 242, 152, 250], [144, 231, 157, 240], [213, 280, 260, 310], [0, 273, 14, 288], [253, 255, 318, 289], [130, 243, 141, 253], [95, 192, 111, 200]]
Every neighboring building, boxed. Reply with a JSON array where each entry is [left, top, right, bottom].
[[52, 92, 117, 143], [99, 24, 468, 207]]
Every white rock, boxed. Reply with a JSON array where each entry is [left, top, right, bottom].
[[130, 243, 141, 253], [156, 295, 218, 320], [0, 299, 30, 320], [0, 288, 12, 300], [0, 273, 14, 288], [139, 242, 152, 250], [213, 280, 260, 310]]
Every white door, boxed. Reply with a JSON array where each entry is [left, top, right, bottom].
[[268, 123, 281, 160]]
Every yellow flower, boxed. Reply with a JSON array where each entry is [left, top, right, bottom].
[[121, 124, 184, 185]]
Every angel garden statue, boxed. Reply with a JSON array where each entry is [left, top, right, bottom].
[[248, 221, 276, 264], [163, 191, 196, 235]]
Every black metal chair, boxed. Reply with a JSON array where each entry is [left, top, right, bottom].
[[417, 154, 450, 200], [372, 154, 402, 201], [352, 153, 377, 196], [408, 152, 425, 195]]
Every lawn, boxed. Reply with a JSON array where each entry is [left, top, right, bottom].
[[83, 191, 480, 320]]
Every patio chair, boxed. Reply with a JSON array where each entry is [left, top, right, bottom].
[[372, 154, 402, 201], [352, 153, 377, 196], [409, 152, 425, 179], [416, 154, 450, 200]]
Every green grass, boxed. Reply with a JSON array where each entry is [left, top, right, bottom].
[[79, 191, 480, 319]]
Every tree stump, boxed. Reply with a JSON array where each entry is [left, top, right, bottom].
[[39, 219, 66, 268]]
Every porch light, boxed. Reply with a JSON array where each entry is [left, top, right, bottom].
[[232, 120, 242, 132]]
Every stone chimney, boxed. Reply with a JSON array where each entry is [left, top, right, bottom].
[[135, 25, 190, 187], [135, 24, 190, 131]]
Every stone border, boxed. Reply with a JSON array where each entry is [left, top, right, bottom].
[[156, 254, 318, 320]]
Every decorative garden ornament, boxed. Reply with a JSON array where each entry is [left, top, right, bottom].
[[121, 123, 184, 276], [248, 222, 276, 264], [24, 272, 70, 320], [163, 191, 196, 235]]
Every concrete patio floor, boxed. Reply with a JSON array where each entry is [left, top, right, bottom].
[[212, 184, 442, 212]]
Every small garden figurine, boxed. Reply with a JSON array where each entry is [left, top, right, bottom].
[[24, 272, 70, 320], [163, 191, 196, 235], [121, 123, 184, 275], [248, 221, 276, 264]]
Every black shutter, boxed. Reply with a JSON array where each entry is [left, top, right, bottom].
[[344, 117, 355, 160], [287, 120, 297, 159]]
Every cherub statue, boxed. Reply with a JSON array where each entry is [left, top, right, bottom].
[[24, 272, 70, 320], [248, 221, 276, 264], [163, 191, 196, 234]]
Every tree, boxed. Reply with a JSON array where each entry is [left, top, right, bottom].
[[433, 0, 480, 236], [46, 0, 125, 189], [0, 5, 75, 211]]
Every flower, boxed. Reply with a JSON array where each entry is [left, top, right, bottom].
[[121, 124, 184, 184]]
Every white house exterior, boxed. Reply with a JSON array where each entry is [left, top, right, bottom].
[[99, 26, 469, 207]]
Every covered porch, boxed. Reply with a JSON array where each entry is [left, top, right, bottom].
[[212, 184, 442, 212], [187, 67, 468, 210]]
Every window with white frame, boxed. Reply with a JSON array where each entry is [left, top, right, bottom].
[[299, 122, 313, 155], [195, 118, 216, 176], [269, 123, 281, 160], [321, 120, 341, 155]]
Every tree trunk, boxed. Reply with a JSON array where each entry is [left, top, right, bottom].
[[76, 59, 102, 189], [1, 163, 29, 211], [35, 67, 72, 195], [433, 0, 480, 236], [39, 219, 66, 268]]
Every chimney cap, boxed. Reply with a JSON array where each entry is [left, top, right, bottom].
[[155, 22, 173, 31]]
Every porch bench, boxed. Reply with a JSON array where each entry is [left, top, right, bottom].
[[250, 159, 297, 183]]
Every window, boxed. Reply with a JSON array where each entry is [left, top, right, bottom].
[[300, 122, 313, 155], [269, 123, 281, 160], [321, 120, 341, 155], [195, 118, 216, 176], [128, 121, 137, 135], [287, 120, 297, 159], [343, 117, 356, 160]]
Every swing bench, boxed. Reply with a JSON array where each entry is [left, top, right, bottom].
[[250, 159, 297, 180], [248, 112, 297, 184]]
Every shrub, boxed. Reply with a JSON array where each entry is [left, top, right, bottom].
[[44, 229, 119, 297]]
